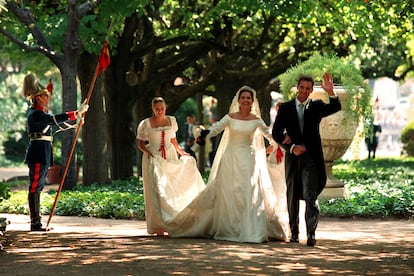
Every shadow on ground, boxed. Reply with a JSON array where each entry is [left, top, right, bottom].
[[1, 221, 413, 276]]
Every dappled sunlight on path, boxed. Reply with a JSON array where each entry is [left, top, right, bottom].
[[1, 214, 413, 275]]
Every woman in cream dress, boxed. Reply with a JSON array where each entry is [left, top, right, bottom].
[[136, 97, 205, 235]]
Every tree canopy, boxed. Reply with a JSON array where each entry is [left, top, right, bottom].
[[1, 0, 413, 183]]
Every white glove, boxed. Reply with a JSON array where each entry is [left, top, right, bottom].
[[76, 103, 89, 120], [78, 103, 89, 114], [192, 125, 205, 138]]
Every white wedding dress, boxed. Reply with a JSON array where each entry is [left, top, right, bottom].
[[163, 115, 289, 243], [137, 116, 206, 234]]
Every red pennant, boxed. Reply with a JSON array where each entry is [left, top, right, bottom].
[[97, 40, 110, 75]]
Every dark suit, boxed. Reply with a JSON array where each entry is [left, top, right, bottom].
[[183, 123, 196, 159], [272, 96, 341, 238], [365, 124, 382, 159]]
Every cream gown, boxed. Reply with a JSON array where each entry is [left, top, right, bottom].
[[164, 115, 289, 243], [137, 116, 206, 234]]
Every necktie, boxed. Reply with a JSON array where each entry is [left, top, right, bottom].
[[298, 103, 304, 133]]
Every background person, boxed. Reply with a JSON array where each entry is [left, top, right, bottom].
[[267, 100, 288, 193], [183, 114, 197, 159], [207, 114, 219, 167], [365, 123, 382, 159]]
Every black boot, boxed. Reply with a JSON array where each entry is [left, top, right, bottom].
[[307, 232, 316, 246], [28, 192, 46, 232]]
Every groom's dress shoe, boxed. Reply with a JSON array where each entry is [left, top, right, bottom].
[[307, 234, 316, 246], [290, 234, 299, 243]]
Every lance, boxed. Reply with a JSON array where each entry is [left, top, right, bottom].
[[46, 40, 110, 231]]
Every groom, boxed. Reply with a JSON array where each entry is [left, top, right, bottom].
[[272, 73, 341, 246]]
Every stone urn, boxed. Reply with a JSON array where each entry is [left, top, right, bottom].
[[310, 86, 358, 188]]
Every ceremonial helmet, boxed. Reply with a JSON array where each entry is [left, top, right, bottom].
[[22, 73, 52, 102]]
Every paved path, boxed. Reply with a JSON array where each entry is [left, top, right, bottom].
[[1, 167, 413, 275], [1, 213, 413, 275], [0, 167, 28, 182]]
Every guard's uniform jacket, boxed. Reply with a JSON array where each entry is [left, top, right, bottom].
[[25, 104, 76, 193]]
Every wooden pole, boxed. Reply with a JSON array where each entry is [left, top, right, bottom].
[[46, 61, 101, 231]]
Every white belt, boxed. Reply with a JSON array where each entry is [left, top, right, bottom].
[[30, 136, 53, 142]]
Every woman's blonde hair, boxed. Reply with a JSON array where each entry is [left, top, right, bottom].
[[152, 97, 166, 106]]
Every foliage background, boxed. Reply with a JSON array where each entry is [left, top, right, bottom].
[[400, 121, 414, 157], [278, 53, 372, 122], [1, 1, 413, 186], [0, 73, 63, 166], [1, 158, 413, 220]]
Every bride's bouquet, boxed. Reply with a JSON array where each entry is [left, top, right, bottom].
[[192, 125, 205, 139], [193, 125, 211, 146]]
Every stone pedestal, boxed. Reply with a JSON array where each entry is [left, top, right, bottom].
[[319, 187, 346, 200]]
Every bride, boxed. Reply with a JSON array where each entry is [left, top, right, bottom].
[[163, 86, 289, 243]]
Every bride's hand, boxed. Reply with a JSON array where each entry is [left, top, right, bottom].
[[266, 144, 274, 154]]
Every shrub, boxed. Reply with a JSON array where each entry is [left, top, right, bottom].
[[0, 181, 11, 203], [400, 121, 414, 156], [320, 158, 414, 218], [3, 131, 29, 163], [1, 160, 413, 219]]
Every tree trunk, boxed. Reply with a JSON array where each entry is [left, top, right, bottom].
[[58, 1, 86, 190], [1, 1, 103, 189], [132, 88, 153, 177], [214, 77, 242, 119], [78, 52, 110, 185], [60, 66, 78, 190], [105, 67, 135, 180]]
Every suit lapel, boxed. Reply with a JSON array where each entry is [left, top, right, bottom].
[[287, 100, 302, 136]]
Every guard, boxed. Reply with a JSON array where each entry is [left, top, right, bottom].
[[23, 74, 88, 231]]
